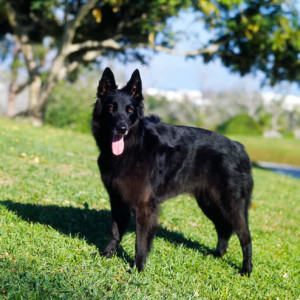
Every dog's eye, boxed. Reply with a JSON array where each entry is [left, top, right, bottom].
[[107, 105, 114, 112], [127, 107, 133, 114]]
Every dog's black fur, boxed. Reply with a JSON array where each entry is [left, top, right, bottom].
[[92, 68, 253, 275]]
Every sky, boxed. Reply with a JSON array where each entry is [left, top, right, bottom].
[[102, 10, 300, 95]]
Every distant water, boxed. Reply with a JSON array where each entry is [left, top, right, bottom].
[[256, 162, 300, 179]]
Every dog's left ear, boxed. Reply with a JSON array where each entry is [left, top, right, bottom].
[[125, 69, 143, 100]]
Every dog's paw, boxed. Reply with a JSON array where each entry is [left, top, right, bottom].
[[90, 252, 99, 258], [239, 264, 252, 276], [134, 253, 147, 272], [213, 248, 227, 258], [136, 262, 145, 272], [100, 248, 116, 258]]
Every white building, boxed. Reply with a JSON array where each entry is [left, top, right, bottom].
[[261, 92, 300, 112], [145, 88, 211, 106]]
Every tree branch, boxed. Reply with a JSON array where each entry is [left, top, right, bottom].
[[58, 61, 80, 80], [66, 38, 122, 54], [82, 50, 103, 61], [134, 43, 221, 56], [15, 79, 30, 94], [67, 38, 224, 57], [5, 2, 38, 75], [31, 0, 99, 115], [62, 0, 99, 48]]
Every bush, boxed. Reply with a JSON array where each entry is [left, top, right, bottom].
[[45, 80, 95, 133], [216, 113, 263, 135]]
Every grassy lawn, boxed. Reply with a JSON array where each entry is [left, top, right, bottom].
[[0, 117, 299, 299], [229, 135, 300, 166]]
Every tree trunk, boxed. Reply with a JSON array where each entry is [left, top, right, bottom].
[[27, 73, 61, 123], [5, 0, 98, 123], [27, 55, 67, 123], [27, 74, 43, 124], [6, 82, 18, 118], [6, 36, 19, 118]]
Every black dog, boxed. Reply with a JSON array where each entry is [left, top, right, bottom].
[[92, 68, 253, 275]]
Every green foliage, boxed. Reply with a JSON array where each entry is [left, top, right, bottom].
[[1, 0, 299, 86], [198, 0, 300, 85], [217, 113, 263, 135], [45, 80, 95, 133], [257, 112, 272, 128], [0, 118, 299, 298]]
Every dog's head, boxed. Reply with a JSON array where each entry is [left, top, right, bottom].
[[92, 67, 144, 155]]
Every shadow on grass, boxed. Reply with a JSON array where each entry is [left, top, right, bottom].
[[0, 200, 239, 271]]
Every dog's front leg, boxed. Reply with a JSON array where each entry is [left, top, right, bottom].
[[135, 201, 158, 271], [101, 196, 131, 258]]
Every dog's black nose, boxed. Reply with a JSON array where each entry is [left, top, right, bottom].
[[116, 125, 128, 135]]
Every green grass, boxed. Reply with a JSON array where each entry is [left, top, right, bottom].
[[229, 135, 300, 166], [0, 117, 299, 299]]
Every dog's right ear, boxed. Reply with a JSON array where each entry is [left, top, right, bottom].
[[124, 69, 143, 101], [97, 67, 117, 99]]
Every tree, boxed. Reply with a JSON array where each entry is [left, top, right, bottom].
[[199, 0, 300, 85], [0, 0, 299, 121]]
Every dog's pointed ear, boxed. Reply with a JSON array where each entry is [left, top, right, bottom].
[[125, 69, 143, 100], [97, 67, 117, 99]]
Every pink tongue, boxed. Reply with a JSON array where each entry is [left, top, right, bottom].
[[112, 136, 124, 156]]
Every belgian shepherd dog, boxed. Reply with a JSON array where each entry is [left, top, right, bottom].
[[92, 68, 253, 275]]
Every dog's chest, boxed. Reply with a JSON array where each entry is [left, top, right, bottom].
[[115, 169, 151, 205], [102, 159, 149, 197]]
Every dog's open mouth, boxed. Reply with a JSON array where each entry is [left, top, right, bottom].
[[112, 134, 125, 156]]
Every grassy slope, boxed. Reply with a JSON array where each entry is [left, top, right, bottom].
[[229, 135, 300, 166], [0, 118, 299, 299]]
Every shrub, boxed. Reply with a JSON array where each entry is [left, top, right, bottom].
[[45, 80, 95, 133], [217, 113, 263, 135]]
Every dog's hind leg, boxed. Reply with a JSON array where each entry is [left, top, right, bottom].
[[214, 209, 252, 275], [101, 196, 131, 258], [134, 200, 159, 272], [233, 211, 252, 275], [196, 193, 232, 257], [214, 222, 233, 257]]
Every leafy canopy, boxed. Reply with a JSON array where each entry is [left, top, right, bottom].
[[0, 0, 299, 86], [197, 0, 300, 85]]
